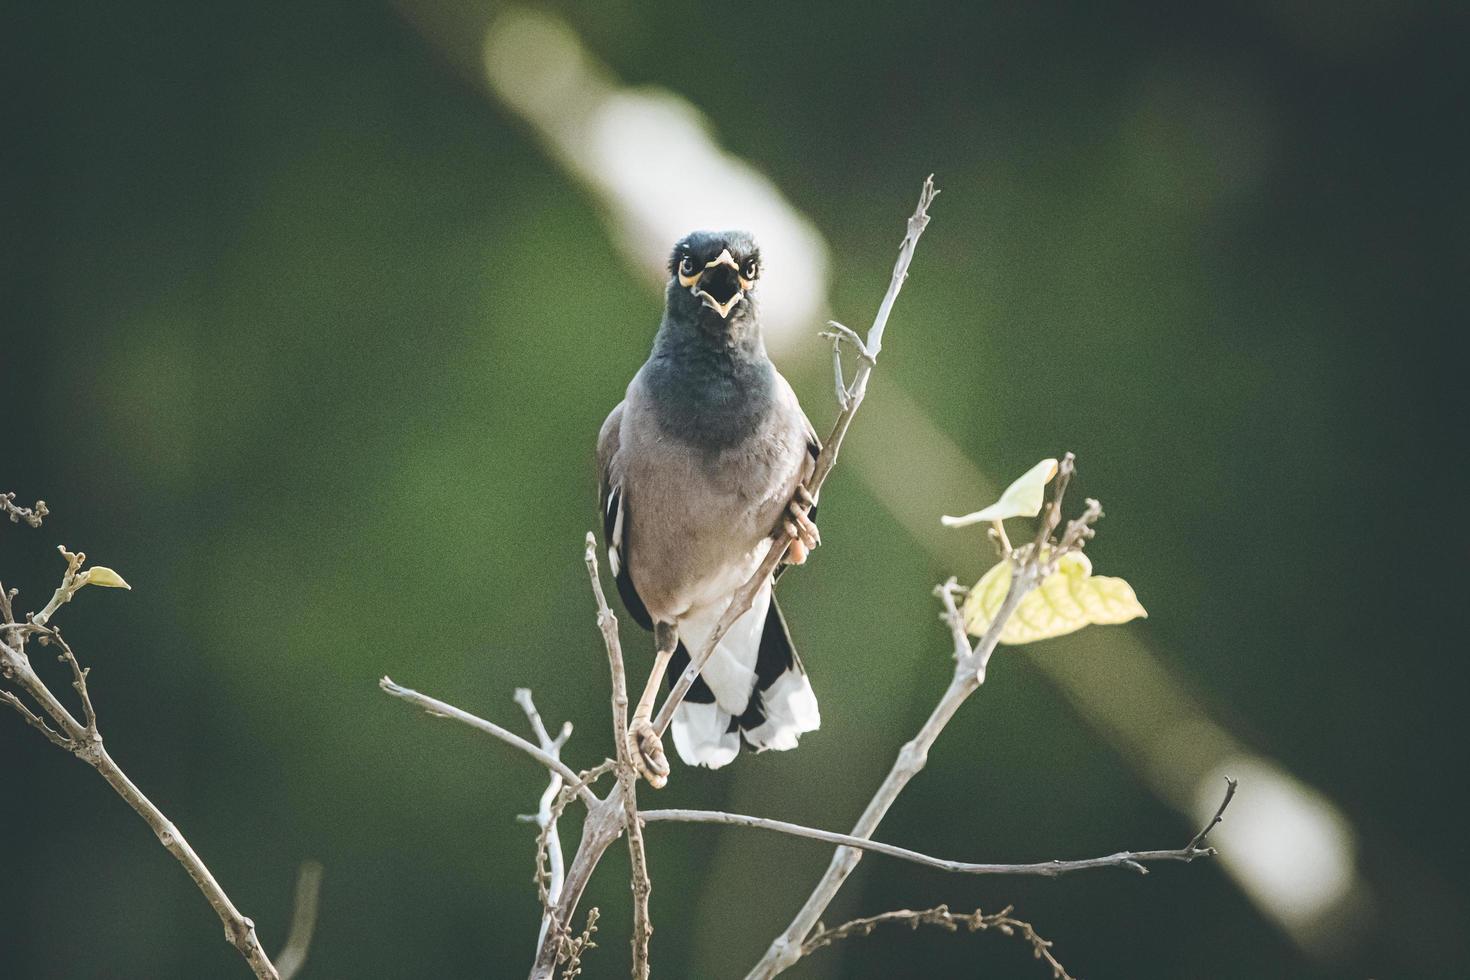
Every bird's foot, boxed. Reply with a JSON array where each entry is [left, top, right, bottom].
[[782, 484, 820, 564], [625, 716, 670, 789]]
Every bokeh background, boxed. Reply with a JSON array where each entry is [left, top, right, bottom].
[[3, 1, 1465, 977]]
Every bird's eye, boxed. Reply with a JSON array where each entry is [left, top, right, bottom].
[[679, 255, 697, 276], [742, 260, 759, 280]]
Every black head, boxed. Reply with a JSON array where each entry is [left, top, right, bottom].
[[665, 230, 762, 332]]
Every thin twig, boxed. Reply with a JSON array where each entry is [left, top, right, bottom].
[[641, 790, 1235, 877], [652, 175, 940, 742], [0, 683, 72, 749], [515, 688, 573, 953], [800, 904, 1073, 980], [30, 545, 87, 629], [530, 789, 627, 980], [746, 459, 1087, 979], [583, 534, 653, 979], [933, 578, 971, 662], [559, 907, 600, 979], [532, 761, 618, 928], [0, 580, 16, 625], [52, 630, 97, 731], [379, 676, 597, 808], [3, 624, 282, 978], [1186, 776, 1238, 852], [1, 492, 48, 527], [1, 515, 285, 980]]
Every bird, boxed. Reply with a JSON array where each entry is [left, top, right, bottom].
[[597, 230, 822, 788]]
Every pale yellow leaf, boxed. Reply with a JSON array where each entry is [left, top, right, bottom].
[[81, 566, 132, 590], [941, 458, 1058, 527], [962, 552, 1145, 645]]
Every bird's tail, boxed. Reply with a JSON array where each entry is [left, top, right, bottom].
[[667, 590, 819, 769]]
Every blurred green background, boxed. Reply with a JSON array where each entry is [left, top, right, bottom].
[[3, 1, 1465, 977]]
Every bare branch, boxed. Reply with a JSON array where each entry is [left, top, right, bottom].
[[379, 676, 597, 808], [52, 630, 97, 732], [1, 528, 285, 979], [800, 904, 1073, 980], [621, 773, 653, 980], [515, 688, 572, 755], [747, 459, 1098, 979], [516, 688, 573, 953], [1030, 453, 1075, 563], [582, 533, 652, 979], [1186, 776, 1238, 852], [642, 796, 1234, 878], [932, 578, 971, 662], [559, 906, 600, 979], [1056, 498, 1103, 557], [532, 760, 618, 946], [0, 581, 16, 625], [2, 638, 281, 976], [530, 791, 627, 980], [653, 175, 940, 742], [274, 860, 325, 980], [30, 546, 87, 629], [0, 684, 73, 750], [1, 491, 48, 528]]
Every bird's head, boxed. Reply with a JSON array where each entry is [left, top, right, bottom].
[[666, 231, 761, 333]]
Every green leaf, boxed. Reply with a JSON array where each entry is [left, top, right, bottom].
[[80, 566, 132, 590], [941, 458, 1058, 527], [962, 552, 1145, 645]]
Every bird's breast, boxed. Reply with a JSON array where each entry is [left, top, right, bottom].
[[620, 409, 806, 621]]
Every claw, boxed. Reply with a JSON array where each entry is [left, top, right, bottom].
[[786, 496, 820, 551], [626, 718, 669, 789]]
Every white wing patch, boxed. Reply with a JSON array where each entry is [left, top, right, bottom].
[[607, 486, 626, 577]]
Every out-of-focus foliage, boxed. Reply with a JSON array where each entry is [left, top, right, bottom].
[[2, 1, 1466, 979]]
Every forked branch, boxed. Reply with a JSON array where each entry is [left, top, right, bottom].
[[0, 510, 317, 980], [746, 455, 1146, 979]]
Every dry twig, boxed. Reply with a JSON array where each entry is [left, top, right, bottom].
[[1, 491, 48, 527], [641, 780, 1235, 878], [582, 534, 653, 979], [0, 509, 314, 979], [801, 904, 1073, 980], [515, 688, 574, 951], [747, 456, 1109, 979], [380, 677, 597, 807], [559, 907, 600, 979]]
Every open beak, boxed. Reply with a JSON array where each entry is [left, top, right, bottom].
[[690, 249, 745, 319]]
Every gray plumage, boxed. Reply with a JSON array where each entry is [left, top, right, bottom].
[[598, 230, 821, 769]]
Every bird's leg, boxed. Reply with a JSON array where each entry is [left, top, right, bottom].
[[781, 483, 820, 565], [626, 623, 675, 789]]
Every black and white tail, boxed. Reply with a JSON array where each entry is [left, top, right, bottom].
[[667, 587, 820, 769]]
